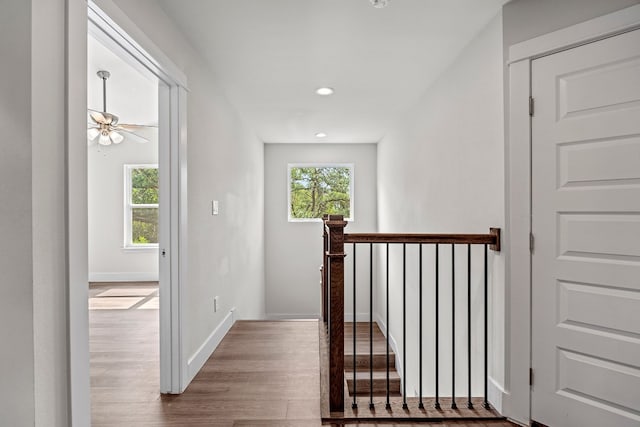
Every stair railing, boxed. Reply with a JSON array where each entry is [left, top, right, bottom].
[[321, 214, 500, 413]]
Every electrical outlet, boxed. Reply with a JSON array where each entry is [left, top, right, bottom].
[[214, 296, 219, 313]]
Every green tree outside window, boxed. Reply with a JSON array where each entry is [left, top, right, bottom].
[[127, 166, 159, 245], [289, 165, 352, 220]]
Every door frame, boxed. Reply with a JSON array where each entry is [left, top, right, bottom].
[[504, 4, 640, 425], [68, 0, 189, 423]]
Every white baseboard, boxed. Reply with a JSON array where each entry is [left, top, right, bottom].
[[265, 312, 373, 322], [488, 376, 505, 414], [186, 309, 235, 384], [374, 313, 403, 381], [89, 272, 159, 282], [266, 313, 321, 320]]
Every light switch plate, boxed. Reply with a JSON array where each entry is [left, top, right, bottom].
[[212, 200, 219, 215]]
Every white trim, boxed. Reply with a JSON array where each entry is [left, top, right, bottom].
[[505, 5, 640, 425], [264, 312, 372, 322], [173, 84, 189, 392], [287, 163, 355, 222], [67, 1, 91, 424], [88, 0, 187, 88], [503, 58, 532, 425], [122, 246, 158, 253], [89, 272, 159, 282], [186, 309, 235, 384], [488, 376, 506, 414], [509, 3, 640, 63]]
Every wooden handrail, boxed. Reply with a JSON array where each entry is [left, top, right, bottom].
[[344, 228, 501, 251]]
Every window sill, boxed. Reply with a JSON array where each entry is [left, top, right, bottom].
[[288, 217, 353, 223], [122, 245, 159, 253]]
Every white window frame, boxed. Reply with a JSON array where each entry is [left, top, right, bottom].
[[124, 164, 159, 249], [287, 163, 354, 222]]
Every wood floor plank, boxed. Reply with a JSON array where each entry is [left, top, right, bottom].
[[90, 283, 517, 426]]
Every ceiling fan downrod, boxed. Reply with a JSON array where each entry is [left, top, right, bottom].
[[96, 70, 110, 112]]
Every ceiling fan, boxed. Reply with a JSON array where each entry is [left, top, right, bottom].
[[88, 70, 156, 146]]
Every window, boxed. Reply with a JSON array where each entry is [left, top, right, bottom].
[[288, 164, 354, 221], [125, 165, 159, 248]]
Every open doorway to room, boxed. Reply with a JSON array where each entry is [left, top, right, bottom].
[[86, 33, 161, 421], [68, 3, 188, 422]]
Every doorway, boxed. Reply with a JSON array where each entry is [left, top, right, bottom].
[[87, 31, 162, 421], [68, 2, 189, 423]]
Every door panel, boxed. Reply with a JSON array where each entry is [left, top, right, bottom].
[[532, 29, 640, 427]]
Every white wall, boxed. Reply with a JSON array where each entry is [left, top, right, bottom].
[[88, 129, 159, 282], [264, 143, 377, 318], [102, 0, 266, 365], [502, 0, 640, 49], [376, 13, 504, 401], [0, 0, 72, 425], [0, 1, 35, 424]]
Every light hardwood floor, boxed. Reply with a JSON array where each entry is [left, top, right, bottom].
[[90, 283, 516, 426]]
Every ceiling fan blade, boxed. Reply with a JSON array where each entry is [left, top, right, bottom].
[[89, 110, 107, 124], [119, 129, 149, 144], [116, 123, 158, 130], [105, 112, 119, 126]]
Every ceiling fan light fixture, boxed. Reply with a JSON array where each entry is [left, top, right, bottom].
[[88, 69, 154, 147], [98, 132, 111, 146], [110, 131, 124, 144], [87, 128, 100, 141]]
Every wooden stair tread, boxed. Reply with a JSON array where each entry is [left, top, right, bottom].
[[344, 322, 395, 356], [343, 322, 402, 397], [346, 371, 401, 396], [345, 370, 401, 380], [344, 346, 394, 354], [344, 354, 396, 370]]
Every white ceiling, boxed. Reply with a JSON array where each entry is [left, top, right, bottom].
[[88, 35, 158, 126], [158, 0, 507, 144]]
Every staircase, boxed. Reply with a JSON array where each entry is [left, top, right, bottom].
[[344, 322, 401, 397]]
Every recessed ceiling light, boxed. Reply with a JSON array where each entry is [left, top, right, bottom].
[[315, 132, 328, 138], [315, 87, 334, 96], [370, 0, 390, 8]]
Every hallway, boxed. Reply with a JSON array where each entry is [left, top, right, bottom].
[[90, 292, 516, 426]]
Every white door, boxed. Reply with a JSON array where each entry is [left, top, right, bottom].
[[531, 29, 640, 427]]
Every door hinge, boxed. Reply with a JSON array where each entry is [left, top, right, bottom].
[[529, 232, 535, 253], [529, 368, 534, 386], [529, 96, 535, 117]]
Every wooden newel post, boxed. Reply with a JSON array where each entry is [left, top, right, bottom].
[[326, 214, 347, 412]]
